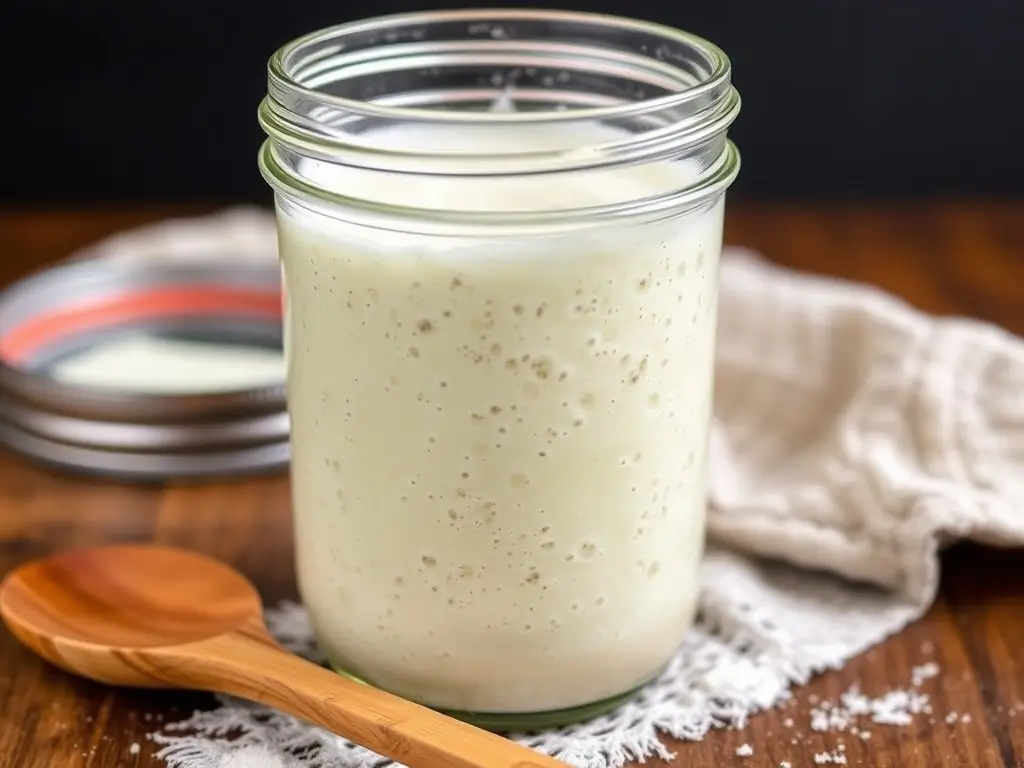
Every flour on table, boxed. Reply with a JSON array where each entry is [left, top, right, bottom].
[[807, 663, 938, 734], [814, 751, 847, 765]]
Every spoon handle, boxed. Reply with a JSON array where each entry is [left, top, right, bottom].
[[163, 625, 564, 768]]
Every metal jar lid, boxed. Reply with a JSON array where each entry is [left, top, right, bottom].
[[0, 257, 289, 481]]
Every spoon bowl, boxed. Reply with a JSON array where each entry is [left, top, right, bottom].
[[2, 546, 261, 685], [0, 544, 560, 768]]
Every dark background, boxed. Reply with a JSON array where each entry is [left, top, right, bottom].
[[3, 0, 1022, 204]]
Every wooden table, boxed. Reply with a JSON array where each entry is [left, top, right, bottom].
[[0, 203, 1022, 768]]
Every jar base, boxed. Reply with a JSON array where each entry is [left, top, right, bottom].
[[328, 663, 649, 731]]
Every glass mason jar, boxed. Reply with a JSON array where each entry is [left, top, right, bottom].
[[259, 9, 740, 729]]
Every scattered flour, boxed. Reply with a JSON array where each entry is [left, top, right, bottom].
[[808, 668, 934, 734], [129, 743, 141, 755], [736, 660, 976, 766], [911, 662, 940, 687], [813, 750, 847, 765], [702, 657, 789, 713]]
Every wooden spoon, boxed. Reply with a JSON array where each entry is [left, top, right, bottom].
[[0, 544, 562, 768]]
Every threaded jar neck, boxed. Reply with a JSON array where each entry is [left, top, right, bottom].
[[258, 9, 741, 233]]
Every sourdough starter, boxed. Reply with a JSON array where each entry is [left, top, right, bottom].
[[280, 122, 722, 713]]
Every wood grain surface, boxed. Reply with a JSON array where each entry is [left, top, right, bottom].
[[0, 202, 1022, 768]]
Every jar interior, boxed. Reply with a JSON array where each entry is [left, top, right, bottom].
[[267, 11, 735, 160], [284, 12, 723, 115], [290, 25, 713, 118]]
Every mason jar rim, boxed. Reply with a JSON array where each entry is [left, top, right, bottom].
[[257, 8, 741, 233], [266, 8, 733, 126]]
